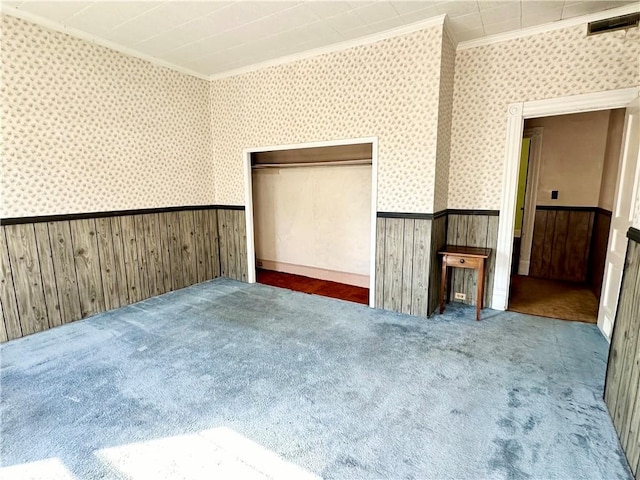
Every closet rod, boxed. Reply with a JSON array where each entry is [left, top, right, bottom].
[[252, 159, 372, 169]]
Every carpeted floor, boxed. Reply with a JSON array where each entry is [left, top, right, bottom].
[[0, 278, 629, 479], [257, 268, 369, 305], [508, 275, 599, 323]]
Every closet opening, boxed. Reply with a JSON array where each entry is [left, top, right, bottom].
[[243, 138, 378, 306]]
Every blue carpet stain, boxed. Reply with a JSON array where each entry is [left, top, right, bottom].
[[0, 278, 631, 479]]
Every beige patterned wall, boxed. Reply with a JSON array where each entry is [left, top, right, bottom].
[[433, 30, 456, 213], [448, 24, 640, 210], [1, 15, 214, 218], [210, 25, 445, 214]]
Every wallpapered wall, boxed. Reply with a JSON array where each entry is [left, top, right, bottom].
[[448, 24, 640, 211], [0, 15, 214, 218], [210, 25, 445, 214], [433, 29, 456, 213]]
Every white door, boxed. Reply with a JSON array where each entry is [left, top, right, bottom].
[[598, 97, 640, 339]]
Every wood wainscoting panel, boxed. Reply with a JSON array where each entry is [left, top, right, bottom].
[[0, 227, 21, 340], [529, 207, 595, 282], [428, 215, 447, 315], [445, 213, 499, 308], [217, 208, 247, 282], [375, 215, 432, 317], [589, 210, 612, 299], [69, 219, 106, 319], [0, 207, 225, 342], [605, 231, 640, 477], [4, 224, 49, 336]]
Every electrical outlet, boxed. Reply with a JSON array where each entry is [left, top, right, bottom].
[[257, 261, 263, 267], [454, 292, 466, 301]]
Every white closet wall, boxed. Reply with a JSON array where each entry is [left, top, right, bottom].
[[252, 164, 371, 286]]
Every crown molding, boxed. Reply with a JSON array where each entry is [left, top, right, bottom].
[[457, 3, 640, 51], [0, 5, 210, 81], [442, 15, 457, 47], [209, 14, 447, 81]]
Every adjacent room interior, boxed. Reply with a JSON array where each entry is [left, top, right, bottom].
[[1, 1, 639, 479], [508, 109, 625, 323]]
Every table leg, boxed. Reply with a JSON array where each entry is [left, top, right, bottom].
[[476, 259, 485, 321], [440, 260, 447, 314]]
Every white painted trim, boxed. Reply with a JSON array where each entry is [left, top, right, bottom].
[[493, 102, 524, 311], [518, 127, 543, 276], [495, 87, 640, 316], [369, 138, 379, 308], [243, 136, 378, 308], [257, 259, 370, 289], [458, 3, 639, 51], [0, 6, 210, 81], [522, 88, 640, 119], [210, 15, 446, 80], [243, 150, 256, 284]]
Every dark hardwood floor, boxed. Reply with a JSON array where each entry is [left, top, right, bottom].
[[257, 269, 369, 305]]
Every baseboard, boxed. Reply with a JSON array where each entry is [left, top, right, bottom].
[[257, 259, 369, 288]]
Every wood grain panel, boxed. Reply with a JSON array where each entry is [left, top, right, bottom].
[[1, 207, 224, 342], [4, 224, 48, 335], [0, 301, 7, 343], [529, 210, 547, 277], [485, 216, 499, 308], [133, 215, 150, 300], [605, 236, 640, 477], [400, 219, 415, 314], [375, 218, 385, 309], [217, 210, 230, 278], [194, 210, 212, 283], [209, 210, 221, 278], [410, 219, 431, 317], [143, 213, 165, 297], [589, 210, 611, 299], [48, 221, 82, 324], [109, 217, 130, 306], [178, 211, 197, 287], [451, 214, 468, 303], [95, 218, 121, 311], [166, 211, 184, 290], [0, 227, 21, 339], [236, 210, 248, 282], [33, 223, 62, 328], [69, 219, 106, 318], [120, 216, 143, 303], [158, 213, 173, 292], [428, 215, 446, 315], [383, 218, 404, 312], [530, 208, 595, 282]]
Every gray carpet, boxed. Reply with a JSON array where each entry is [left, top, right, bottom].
[[0, 278, 630, 479]]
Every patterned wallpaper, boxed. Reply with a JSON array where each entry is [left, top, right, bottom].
[[448, 24, 640, 210], [1, 15, 214, 218], [433, 29, 456, 213], [210, 25, 445, 213]]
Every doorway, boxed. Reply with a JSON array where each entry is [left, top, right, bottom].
[[243, 138, 378, 307], [493, 87, 640, 340], [507, 109, 626, 323]]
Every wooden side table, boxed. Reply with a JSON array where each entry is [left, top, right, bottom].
[[438, 245, 491, 321]]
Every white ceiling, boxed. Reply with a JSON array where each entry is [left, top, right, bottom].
[[1, 1, 636, 78]]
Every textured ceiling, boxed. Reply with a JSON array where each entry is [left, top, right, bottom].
[[1, 1, 636, 77]]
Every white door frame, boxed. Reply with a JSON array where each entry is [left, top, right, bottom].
[[493, 87, 640, 319], [518, 127, 543, 275], [243, 136, 379, 308]]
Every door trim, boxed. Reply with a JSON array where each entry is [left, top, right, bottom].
[[243, 136, 379, 308], [518, 127, 543, 275], [493, 88, 640, 332]]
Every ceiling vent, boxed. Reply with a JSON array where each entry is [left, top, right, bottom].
[[588, 12, 639, 35]]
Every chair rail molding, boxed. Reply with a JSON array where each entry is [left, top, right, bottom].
[[494, 87, 640, 319]]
